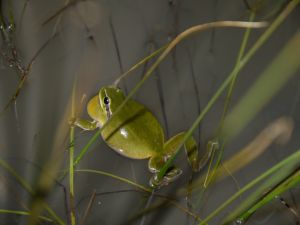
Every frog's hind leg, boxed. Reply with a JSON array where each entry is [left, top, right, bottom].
[[164, 132, 200, 172], [148, 155, 182, 188], [148, 133, 219, 188], [148, 132, 199, 188]]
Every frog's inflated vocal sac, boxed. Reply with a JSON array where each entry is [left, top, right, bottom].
[[72, 86, 204, 188]]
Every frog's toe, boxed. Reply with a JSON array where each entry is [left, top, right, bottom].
[[68, 117, 76, 126], [165, 168, 182, 181], [149, 174, 163, 189], [149, 168, 182, 189]]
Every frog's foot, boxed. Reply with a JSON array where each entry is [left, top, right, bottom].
[[148, 155, 182, 188], [195, 139, 220, 171], [69, 117, 76, 126], [149, 168, 182, 189], [71, 118, 98, 131]]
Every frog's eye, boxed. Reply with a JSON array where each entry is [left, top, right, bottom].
[[103, 96, 110, 105], [103, 96, 111, 118]]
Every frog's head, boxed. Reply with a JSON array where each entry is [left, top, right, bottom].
[[87, 86, 125, 125]]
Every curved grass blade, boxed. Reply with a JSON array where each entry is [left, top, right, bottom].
[[113, 44, 168, 87], [0, 209, 54, 223], [75, 169, 202, 221], [75, 169, 151, 192]]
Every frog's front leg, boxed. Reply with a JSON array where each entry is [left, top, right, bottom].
[[71, 118, 99, 131]]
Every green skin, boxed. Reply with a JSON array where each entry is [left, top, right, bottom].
[[73, 86, 205, 188]]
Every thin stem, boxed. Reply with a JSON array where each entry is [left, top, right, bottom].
[[80, 190, 96, 225], [69, 84, 76, 225], [76, 169, 151, 193], [0, 209, 53, 223], [113, 44, 168, 86], [203, 12, 256, 189], [218, 12, 255, 135]]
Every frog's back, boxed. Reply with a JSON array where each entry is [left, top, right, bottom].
[[101, 98, 164, 159]]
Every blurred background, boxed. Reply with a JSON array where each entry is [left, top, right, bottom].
[[0, 0, 300, 225]]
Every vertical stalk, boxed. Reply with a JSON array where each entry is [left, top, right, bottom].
[[204, 12, 256, 188], [69, 84, 76, 225], [218, 12, 255, 135]]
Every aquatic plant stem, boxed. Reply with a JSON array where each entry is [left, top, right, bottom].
[[69, 84, 76, 225]]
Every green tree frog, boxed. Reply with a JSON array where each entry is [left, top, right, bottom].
[[72, 86, 207, 188]]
